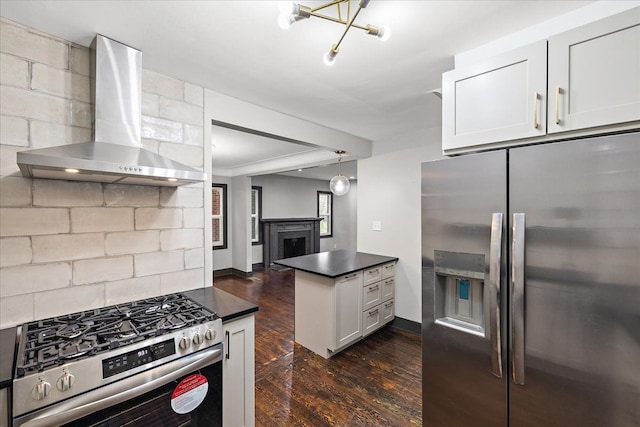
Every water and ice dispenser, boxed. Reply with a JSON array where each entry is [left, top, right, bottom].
[[433, 250, 486, 337]]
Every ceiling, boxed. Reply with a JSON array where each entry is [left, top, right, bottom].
[[1, 0, 592, 179]]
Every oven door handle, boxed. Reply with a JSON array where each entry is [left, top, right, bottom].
[[17, 345, 223, 427]]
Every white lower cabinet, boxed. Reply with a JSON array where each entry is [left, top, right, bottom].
[[295, 261, 396, 358], [222, 314, 255, 427]]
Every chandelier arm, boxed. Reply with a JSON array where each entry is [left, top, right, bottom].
[[308, 12, 369, 31], [311, 0, 348, 13], [333, 4, 365, 51]]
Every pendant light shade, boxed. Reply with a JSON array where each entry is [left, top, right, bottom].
[[330, 150, 350, 196]]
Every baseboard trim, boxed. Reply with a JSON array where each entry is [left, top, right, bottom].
[[252, 263, 264, 271], [213, 268, 252, 279], [390, 317, 420, 335]]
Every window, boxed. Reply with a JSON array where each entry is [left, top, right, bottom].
[[212, 184, 227, 249], [251, 186, 262, 245], [317, 191, 333, 237]]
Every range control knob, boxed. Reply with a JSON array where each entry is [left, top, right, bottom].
[[56, 372, 75, 392], [179, 336, 192, 350], [192, 332, 203, 346], [204, 328, 216, 341], [31, 380, 51, 401]]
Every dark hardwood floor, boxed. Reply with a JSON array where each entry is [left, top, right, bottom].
[[214, 268, 422, 426]]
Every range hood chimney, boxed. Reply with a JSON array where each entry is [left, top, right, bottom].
[[17, 35, 206, 187]]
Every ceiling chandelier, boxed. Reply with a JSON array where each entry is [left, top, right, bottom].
[[278, 0, 390, 66], [329, 150, 350, 196]]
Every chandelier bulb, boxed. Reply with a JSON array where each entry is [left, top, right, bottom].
[[377, 25, 391, 41]]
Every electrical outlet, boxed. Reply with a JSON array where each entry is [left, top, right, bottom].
[[372, 221, 382, 231]]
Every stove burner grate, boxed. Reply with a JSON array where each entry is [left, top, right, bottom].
[[15, 293, 218, 377]]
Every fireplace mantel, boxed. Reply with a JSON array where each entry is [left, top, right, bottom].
[[261, 218, 322, 268]]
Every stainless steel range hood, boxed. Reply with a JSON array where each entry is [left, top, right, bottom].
[[17, 35, 206, 187]]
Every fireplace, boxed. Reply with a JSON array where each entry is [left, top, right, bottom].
[[261, 218, 322, 267]]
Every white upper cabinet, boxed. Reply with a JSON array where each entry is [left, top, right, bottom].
[[442, 41, 547, 153], [442, 7, 640, 154], [548, 8, 640, 134]]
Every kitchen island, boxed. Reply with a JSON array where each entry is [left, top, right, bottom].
[[275, 250, 397, 358]]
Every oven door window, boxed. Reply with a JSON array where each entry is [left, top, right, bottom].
[[63, 362, 222, 427]]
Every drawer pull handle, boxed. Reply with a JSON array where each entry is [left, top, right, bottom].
[[368, 309, 379, 316], [369, 269, 379, 275], [367, 285, 379, 292], [344, 274, 358, 280], [385, 302, 394, 308]]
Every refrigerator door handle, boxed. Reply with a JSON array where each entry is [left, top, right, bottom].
[[511, 213, 526, 385], [489, 212, 503, 378]]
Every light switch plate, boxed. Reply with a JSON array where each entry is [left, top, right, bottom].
[[372, 221, 382, 231]]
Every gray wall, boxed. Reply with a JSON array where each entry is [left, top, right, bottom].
[[251, 174, 357, 264]]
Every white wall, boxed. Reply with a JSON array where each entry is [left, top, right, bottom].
[[357, 126, 444, 323]]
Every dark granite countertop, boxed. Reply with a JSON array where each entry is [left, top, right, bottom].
[[0, 327, 16, 389], [184, 287, 258, 322], [274, 250, 398, 278]]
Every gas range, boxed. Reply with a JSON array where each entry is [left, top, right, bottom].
[[12, 293, 223, 423]]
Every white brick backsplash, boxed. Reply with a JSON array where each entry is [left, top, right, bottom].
[[0, 262, 71, 297], [30, 121, 91, 149], [142, 70, 183, 100], [160, 268, 204, 294], [105, 275, 161, 305], [0, 237, 32, 267], [32, 233, 104, 262], [104, 184, 159, 207], [0, 208, 69, 237], [31, 63, 91, 102], [105, 230, 159, 255], [33, 179, 103, 207], [1, 86, 70, 125], [71, 207, 134, 233], [160, 228, 203, 251], [159, 142, 203, 168], [34, 284, 105, 321], [184, 83, 203, 107], [184, 248, 204, 269], [0, 115, 29, 147], [183, 208, 204, 228], [70, 99, 92, 128], [142, 92, 159, 116], [159, 97, 202, 126], [0, 53, 29, 88], [0, 294, 33, 328], [160, 186, 203, 208], [183, 124, 203, 146], [135, 208, 182, 230], [70, 45, 90, 76], [0, 146, 21, 176], [134, 250, 183, 277], [141, 115, 183, 143], [0, 176, 31, 206], [73, 255, 133, 285], [0, 20, 68, 68]]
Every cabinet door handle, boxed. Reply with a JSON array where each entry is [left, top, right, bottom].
[[533, 92, 539, 129], [225, 330, 230, 359], [344, 273, 358, 281], [554, 86, 561, 125]]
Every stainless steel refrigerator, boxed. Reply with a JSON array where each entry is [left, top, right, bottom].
[[421, 132, 639, 426]]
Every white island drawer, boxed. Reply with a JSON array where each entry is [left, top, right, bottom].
[[381, 262, 396, 279], [363, 266, 382, 286], [363, 282, 382, 311]]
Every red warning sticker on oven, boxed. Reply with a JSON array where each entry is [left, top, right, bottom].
[[171, 374, 209, 414]]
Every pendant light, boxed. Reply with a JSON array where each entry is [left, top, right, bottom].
[[329, 150, 350, 196]]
